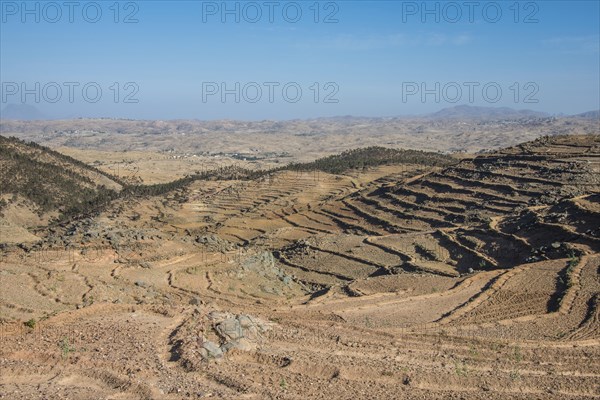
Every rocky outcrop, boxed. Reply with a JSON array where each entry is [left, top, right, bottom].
[[170, 309, 271, 370]]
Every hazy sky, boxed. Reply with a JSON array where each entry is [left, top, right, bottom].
[[1, 0, 599, 119]]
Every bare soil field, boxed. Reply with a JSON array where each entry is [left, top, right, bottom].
[[1, 134, 599, 399]]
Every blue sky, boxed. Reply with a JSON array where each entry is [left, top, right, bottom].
[[1, 0, 599, 119]]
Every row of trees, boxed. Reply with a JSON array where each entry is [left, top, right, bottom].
[[1, 136, 455, 226], [282, 147, 455, 175]]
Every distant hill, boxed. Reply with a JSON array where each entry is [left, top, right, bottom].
[[0, 136, 122, 231], [285, 146, 456, 175], [1, 104, 48, 121], [0, 114, 596, 156], [572, 110, 600, 119], [428, 105, 549, 120]]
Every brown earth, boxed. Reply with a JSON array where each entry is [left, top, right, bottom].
[[1, 134, 599, 399]]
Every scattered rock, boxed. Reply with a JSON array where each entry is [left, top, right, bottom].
[[170, 310, 270, 368], [189, 297, 201, 306]]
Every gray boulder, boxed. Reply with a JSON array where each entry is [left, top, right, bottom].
[[201, 340, 223, 358]]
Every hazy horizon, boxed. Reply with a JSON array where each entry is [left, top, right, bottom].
[[2, 1, 599, 119], [1, 102, 597, 123]]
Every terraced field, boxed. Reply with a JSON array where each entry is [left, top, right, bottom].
[[1, 135, 599, 399]]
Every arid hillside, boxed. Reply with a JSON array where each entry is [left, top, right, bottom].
[[0, 135, 599, 399], [0, 136, 123, 244]]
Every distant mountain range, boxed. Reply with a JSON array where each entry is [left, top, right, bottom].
[[572, 110, 600, 119], [426, 105, 550, 120], [1, 103, 598, 122]]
